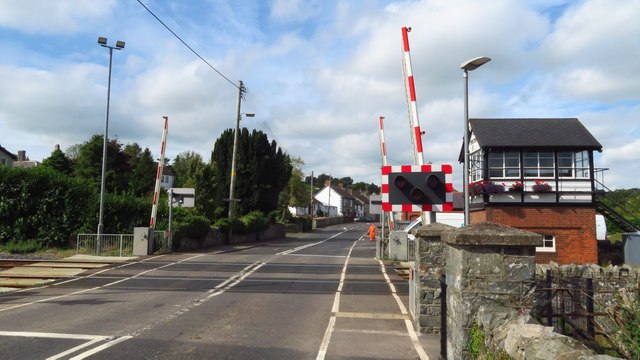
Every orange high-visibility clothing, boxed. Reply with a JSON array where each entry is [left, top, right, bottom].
[[368, 224, 376, 241]]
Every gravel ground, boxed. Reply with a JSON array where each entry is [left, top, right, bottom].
[[0, 252, 62, 260]]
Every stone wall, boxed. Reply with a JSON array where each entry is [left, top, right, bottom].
[[313, 216, 350, 228], [412, 223, 452, 333], [177, 224, 285, 250], [475, 304, 620, 360], [442, 223, 542, 359], [412, 222, 629, 360]]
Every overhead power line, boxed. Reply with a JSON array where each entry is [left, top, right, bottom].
[[136, 0, 239, 90]]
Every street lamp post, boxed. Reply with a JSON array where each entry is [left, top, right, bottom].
[[228, 80, 254, 241], [96, 37, 125, 251], [461, 56, 491, 226]]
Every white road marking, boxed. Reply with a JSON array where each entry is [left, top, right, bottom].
[[276, 230, 347, 256], [315, 315, 336, 360], [68, 335, 133, 360], [317, 237, 358, 360], [378, 260, 430, 360], [0, 331, 118, 360], [0, 331, 106, 340]]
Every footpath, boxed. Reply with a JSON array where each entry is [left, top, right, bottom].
[[316, 232, 440, 360]]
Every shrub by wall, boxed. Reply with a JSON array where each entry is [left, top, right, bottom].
[[0, 166, 94, 247]]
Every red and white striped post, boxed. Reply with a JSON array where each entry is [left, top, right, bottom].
[[378, 116, 395, 230], [150, 116, 169, 228], [401, 27, 435, 224], [401, 26, 425, 167]]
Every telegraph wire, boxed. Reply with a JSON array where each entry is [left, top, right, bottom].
[[136, 0, 239, 90]]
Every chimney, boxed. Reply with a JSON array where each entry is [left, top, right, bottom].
[[17, 150, 26, 162], [324, 179, 331, 187], [337, 182, 344, 189]]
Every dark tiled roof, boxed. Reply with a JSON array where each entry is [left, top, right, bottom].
[[470, 118, 602, 150], [331, 186, 356, 200], [352, 191, 369, 204]]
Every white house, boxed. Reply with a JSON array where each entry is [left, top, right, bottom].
[[314, 182, 356, 217]]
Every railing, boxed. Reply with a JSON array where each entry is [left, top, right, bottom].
[[76, 234, 134, 257]]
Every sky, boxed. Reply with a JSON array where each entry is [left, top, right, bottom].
[[0, 0, 639, 190]]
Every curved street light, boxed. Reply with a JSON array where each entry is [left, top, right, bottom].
[[461, 56, 491, 226]]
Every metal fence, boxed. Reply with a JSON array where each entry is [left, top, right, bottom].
[[76, 234, 134, 257], [76, 231, 168, 257]]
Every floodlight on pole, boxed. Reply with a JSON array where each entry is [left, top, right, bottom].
[[461, 56, 491, 226], [96, 36, 125, 252]]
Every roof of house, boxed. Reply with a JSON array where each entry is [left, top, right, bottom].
[[333, 186, 356, 200], [0, 144, 17, 160], [351, 191, 369, 204], [469, 118, 602, 150]]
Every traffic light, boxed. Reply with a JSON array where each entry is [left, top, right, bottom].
[[381, 165, 453, 212]]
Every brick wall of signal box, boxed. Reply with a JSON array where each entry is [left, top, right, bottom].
[[470, 207, 598, 265]]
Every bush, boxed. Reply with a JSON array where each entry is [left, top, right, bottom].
[[0, 166, 94, 248], [289, 216, 312, 232], [241, 211, 269, 233], [4, 239, 43, 254], [172, 209, 211, 244]]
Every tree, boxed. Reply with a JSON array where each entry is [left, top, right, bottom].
[[367, 183, 381, 195], [123, 143, 156, 196], [211, 128, 292, 217], [172, 151, 205, 188], [73, 134, 130, 193], [336, 176, 353, 188], [41, 146, 73, 175]]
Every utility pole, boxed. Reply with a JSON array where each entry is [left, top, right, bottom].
[[228, 80, 246, 241], [309, 171, 314, 219]]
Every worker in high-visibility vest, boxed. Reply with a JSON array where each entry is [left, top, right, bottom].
[[368, 223, 376, 242]]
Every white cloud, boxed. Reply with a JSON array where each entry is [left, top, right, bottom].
[[270, 0, 319, 23], [1, 0, 639, 191], [0, 0, 116, 34]]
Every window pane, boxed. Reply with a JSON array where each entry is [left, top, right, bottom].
[[540, 168, 554, 177], [524, 169, 538, 177], [489, 169, 503, 178], [489, 158, 503, 167], [505, 168, 520, 177], [505, 158, 519, 167], [559, 169, 572, 177]]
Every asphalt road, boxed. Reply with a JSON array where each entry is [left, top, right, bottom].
[[0, 223, 437, 360]]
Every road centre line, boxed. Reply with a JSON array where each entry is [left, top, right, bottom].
[[316, 238, 358, 360], [276, 229, 347, 256], [127, 260, 265, 338]]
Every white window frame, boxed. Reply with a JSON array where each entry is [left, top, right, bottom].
[[536, 234, 556, 252], [523, 151, 555, 179], [488, 151, 520, 179], [469, 150, 483, 182], [558, 150, 589, 179]]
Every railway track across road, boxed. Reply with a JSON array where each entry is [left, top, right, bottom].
[[0, 255, 133, 290]]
